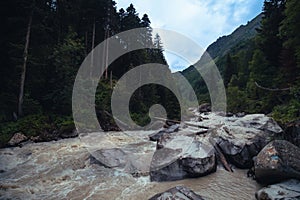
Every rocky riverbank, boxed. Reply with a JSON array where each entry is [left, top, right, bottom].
[[1, 107, 300, 199]]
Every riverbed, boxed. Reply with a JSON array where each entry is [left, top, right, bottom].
[[0, 130, 261, 200]]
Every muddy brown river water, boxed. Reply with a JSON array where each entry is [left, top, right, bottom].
[[0, 131, 261, 200]]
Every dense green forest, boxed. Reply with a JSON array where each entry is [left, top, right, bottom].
[[0, 0, 179, 146], [183, 0, 300, 124]]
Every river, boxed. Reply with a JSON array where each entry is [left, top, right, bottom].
[[0, 131, 261, 199]]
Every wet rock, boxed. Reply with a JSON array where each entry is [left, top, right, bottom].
[[149, 124, 180, 141], [256, 179, 300, 200], [199, 103, 211, 113], [226, 112, 234, 117], [150, 135, 216, 182], [149, 130, 166, 142], [208, 114, 283, 169], [235, 114, 283, 134], [255, 140, 300, 184], [149, 186, 205, 200], [91, 148, 127, 168], [60, 129, 78, 139], [36, 130, 60, 142], [89, 138, 156, 176], [212, 126, 271, 168], [8, 133, 28, 146], [165, 124, 180, 133], [235, 112, 246, 118]]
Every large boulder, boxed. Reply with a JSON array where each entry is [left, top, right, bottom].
[[149, 186, 205, 200], [254, 140, 300, 184], [204, 114, 283, 168], [8, 132, 28, 146], [211, 125, 272, 168], [90, 140, 156, 177], [256, 179, 300, 200], [150, 135, 216, 182], [198, 103, 211, 113]]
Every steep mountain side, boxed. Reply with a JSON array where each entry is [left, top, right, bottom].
[[179, 14, 262, 101], [206, 13, 262, 60]]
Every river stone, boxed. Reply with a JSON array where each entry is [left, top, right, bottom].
[[150, 135, 216, 182], [254, 140, 300, 184], [90, 145, 155, 176], [198, 103, 211, 113], [212, 125, 271, 168], [256, 179, 300, 200], [206, 114, 283, 169], [8, 132, 28, 146], [60, 129, 78, 139], [149, 186, 205, 200], [91, 148, 127, 168], [149, 124, 180, 141]]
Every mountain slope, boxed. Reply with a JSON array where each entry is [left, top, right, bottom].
[[179, 14, 262, 101], [205, 13, 262, 60]]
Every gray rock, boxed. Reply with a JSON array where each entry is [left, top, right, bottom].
[[235, 114, 283, 134], [90, 141, 156, 176], [149, 124, 180, 141], [165, 124, 180, 133], [255, 140, 300, 184], [212, 125, 270, 168], [149, 186, 205, 200], [8, 133, 28, 146], [209, 114, 283, 168], [60, 129, 78, 139], [150, 135, 216, 182], [199, 103, 211, 113], [256, 179, 300, 200], [91, 148, 127, 168]]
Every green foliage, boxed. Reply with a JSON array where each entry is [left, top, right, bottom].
[[0, 114, 50, 147], [227, 85, 248, 113], [0, 114, 75, 147], [46, 29, 85, 114], [272, 99, 300, 124], [0, 0, 173, 143], [1, 115, 52, 137]]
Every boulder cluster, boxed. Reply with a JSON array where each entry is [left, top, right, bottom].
[[3, 104, 300, 199], [146, 105, 300, 200]]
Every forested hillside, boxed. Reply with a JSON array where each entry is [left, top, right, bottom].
[[183, 0, 300, 124], [0, 0, 179, 147]]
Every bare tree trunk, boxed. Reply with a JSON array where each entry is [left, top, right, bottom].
[[18, 12, 33, 117], [110, 70, 113, 89], [101, 30, 106, 80], [85, 31, 88, 56], [105, 30, 109, 79], [90, 19, 96, 78]]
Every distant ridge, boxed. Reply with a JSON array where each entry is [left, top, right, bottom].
[[205, 13, 263, 60], [177, 13, 262, 101]]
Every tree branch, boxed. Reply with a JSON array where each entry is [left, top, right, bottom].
[[255, 82, 290, 92]]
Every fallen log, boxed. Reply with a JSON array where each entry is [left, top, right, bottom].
[[214, 144, 233, 172], [153, 117, 210, 129], [209, 137, 233, 172], [195, 130, 208, 135]]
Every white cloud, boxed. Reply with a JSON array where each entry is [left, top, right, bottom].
[[115, 0, 263, 72]]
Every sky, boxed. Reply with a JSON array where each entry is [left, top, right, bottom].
[[114, 0, 264, 72]]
